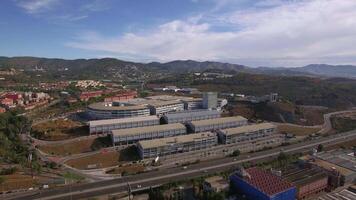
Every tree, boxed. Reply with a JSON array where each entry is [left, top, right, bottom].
[[231, 149, 240, 157], [317, 144, 324, 152]]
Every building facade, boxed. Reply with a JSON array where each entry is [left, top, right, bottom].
[[202, 92, 218, 109], [111, 123, 187, 145], [89, 115, 160, 134], [187, 116, 248, 133], [283, 168, 328, 200], [86, 102, 150, 120], [147, 101, 185, 115], [217, 123, 278, 144], [137, 132, 217, 159], [161, 109, 221, 124]]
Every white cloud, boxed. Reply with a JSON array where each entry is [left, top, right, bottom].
[[15, 0, 57, 14], [66, 0, 356, 67]]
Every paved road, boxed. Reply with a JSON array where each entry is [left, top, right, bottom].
[[7, 129, 356, 200]]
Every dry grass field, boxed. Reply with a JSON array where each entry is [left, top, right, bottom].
[[65, 146, 140, 170], [0, 174, 37, 192], [31, 119, 88, 141], [277, 124, 321, 136], [39, 138, 96, 156]]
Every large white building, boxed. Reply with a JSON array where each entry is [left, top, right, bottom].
[[87, 102, 150, 120], [111, 123, 187, 145], [217, 123, 283, 152], [88, 115, 160, 134], [161, 109, 221, 124], [137, 132, 218, 159], [147, 100, 185, 115], [187, 116, 248, 133]]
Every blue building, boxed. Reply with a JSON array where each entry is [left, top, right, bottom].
[[230, 167, 296, 200]]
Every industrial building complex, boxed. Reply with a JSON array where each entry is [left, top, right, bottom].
[[137, 132, 218, 159], [111, 123, 187, 145], [89, 115, 160, 134], [86, 94, 227, 120], [187, 116, 248, 133], [161, 109, 221, 124]]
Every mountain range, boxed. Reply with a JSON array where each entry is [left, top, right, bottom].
[[1, 56, 356, 79]]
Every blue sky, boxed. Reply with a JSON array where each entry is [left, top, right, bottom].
[[1, 0, 356, 67]]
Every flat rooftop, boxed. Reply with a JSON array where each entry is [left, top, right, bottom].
[[138, 132, 216, 149], [111, 123, 186, 137], [283, 168, 327, 187], [89, 115, 160, 127], [219, 123, 276, 136], [164, 109, 221, 119], [88, 102, 148, 111], [147, 100, 184, 107], [302, 154, 355, 176], [190, 116, 247, 127], [315, 150, 356, 173]]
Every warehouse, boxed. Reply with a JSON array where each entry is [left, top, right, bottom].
[[88, 115, 160, 134], [217, 123, 277, 144], [283, 168, 328, 200], [137, 132, 217, 159], [111, 123, 187, 145], [230, 167, 296, 200], [87, 102, 150, 120], [147, 100, 185, 115], [187, 116, 248, 133], [161, 109, 221, 124]]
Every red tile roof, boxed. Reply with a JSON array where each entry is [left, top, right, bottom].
[[244, 167, 294, 196]]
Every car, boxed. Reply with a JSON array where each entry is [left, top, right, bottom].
[[203, 170, 208, 173], [137, 185, 142, 188], [182, 166, 187, 170]]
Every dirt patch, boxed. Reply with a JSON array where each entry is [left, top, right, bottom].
[[31, 119, 88, 141], [277, 124, 321, 136], [325, 138, 356, 151], [38, 136, 111, 156], [0, 174, 37, 192], [65, 146, 140, 170], [106, 164, 145, 175]]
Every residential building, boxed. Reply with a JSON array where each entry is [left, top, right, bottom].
[[161, 109, 221, 124], [230, 167, 296, 200], [187, 116, 248, 133], [89, 115, 160, 134], [137, 132, 217, 159], [111, 123, 187, 145]]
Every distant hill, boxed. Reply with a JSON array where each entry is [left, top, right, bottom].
[[291, 64, 356, 78], [146, 60, 248, 73], [1, 56, 356, 80]]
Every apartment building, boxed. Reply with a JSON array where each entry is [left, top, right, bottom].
[[187, 116, 248, 133]]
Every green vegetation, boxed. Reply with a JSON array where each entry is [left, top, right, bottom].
[[63, 171, 84, 182], [231, 149, 241, 157], [0, 110, 37, 166], [331, 116, 356, 132]]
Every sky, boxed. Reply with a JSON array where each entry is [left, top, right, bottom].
[[1, 0, 356, 67]]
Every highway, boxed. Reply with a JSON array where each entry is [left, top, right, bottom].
[[7, 129, 356, 200]]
